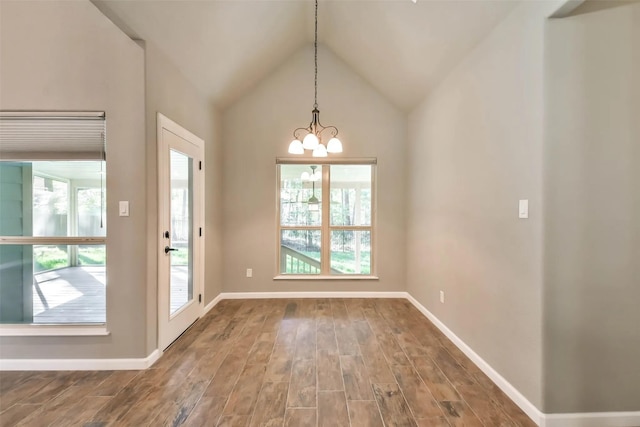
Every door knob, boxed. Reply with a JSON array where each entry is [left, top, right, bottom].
[[164, 246, 177, 254]]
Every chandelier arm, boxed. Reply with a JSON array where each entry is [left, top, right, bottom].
[[318, 125, 339, 138], [293, 126, 312, 139]]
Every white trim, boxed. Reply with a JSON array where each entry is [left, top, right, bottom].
[[218, 291, 407, 300], [0, 325, 109, 337], [203, 293, 224, 315], [276, 157, 377, 165], [541, 412, 640, 427], [0, 111, 105, 119], [273, 275, 379, 281], [0, 349, 160, 371], [0, 236, 105, 245], [404, 293, 543, 425]]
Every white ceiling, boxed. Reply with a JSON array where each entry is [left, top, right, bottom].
[[93, 0, 519, 112]]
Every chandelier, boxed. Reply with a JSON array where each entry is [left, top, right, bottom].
[[288, 0, 343, 157]]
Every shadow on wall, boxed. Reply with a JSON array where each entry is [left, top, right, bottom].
[[569, 0, 640, 17]]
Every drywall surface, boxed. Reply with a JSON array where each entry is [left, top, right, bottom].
[[0, 0, 146, 358], [406, 2, 554, 408], [222, 45, 407, 293], [544, 3, 640, 413], [143, 42, 223, 355]]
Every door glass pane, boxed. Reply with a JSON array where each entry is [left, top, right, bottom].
[[330, 165, 371, 226], [280, 164, 322, 227], [280, 230, 321, 274], [330, 230, 371, 274], [170, 150, 193, 315]]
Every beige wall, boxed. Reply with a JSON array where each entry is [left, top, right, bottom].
[[221, 45, 407, 293], [142, 42, 223, 355], [0, 1, 147, 358], [406, 2, 557, 408], [543, 2, 640, 413]]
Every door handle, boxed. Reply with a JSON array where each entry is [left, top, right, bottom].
[[164, 246, 178, 254]]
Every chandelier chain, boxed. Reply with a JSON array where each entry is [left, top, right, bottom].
[[314, 0, 318, 109]]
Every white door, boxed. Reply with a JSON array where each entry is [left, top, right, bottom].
[[157, 113, 204, 350]]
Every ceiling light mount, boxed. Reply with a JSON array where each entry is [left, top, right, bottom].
[[288, 0, 343, 157]]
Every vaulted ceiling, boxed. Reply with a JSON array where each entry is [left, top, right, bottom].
[[93, 0, 519, 112]]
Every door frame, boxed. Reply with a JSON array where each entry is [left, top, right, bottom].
[[157, 113, 205, 351]]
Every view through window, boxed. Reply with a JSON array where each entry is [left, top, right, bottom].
[[0, 113, 106, 325], [278, 162, 375, 276]]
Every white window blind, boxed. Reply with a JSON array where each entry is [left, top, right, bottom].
[[0, 111, 106, 161]]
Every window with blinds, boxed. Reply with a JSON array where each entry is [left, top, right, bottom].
[[0, 112, 107, 325]]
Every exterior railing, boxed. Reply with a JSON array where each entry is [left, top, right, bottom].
[[280, 245, 341, 274]]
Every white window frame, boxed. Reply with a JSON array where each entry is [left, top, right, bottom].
[[275, 158, 378, 280], [0, 111, 108, 335]]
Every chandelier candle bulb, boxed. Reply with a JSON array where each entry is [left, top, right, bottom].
[[326, 137, 343, 153], [312, 143, 328, 158], [302, 132, 319, 150], [288, 139, 304, 154]]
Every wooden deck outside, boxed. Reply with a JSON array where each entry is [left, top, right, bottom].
[[33, 266, 189, 324]]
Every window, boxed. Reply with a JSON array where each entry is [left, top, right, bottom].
[[277, 160, 375, 277], [0, 112, 106, 325]]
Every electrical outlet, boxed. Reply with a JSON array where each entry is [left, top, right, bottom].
[[440, 291, 445, 304], [246, 268, 252, 278]]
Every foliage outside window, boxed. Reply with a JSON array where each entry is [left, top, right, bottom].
[[278, 162, 375, 277]]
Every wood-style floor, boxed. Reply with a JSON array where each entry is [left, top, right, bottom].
[[0, 298, 536, 427]]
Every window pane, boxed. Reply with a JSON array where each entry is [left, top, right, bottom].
[[330, 165, 371, 226], [34, 245, 69, 272], [0, 161, 105, 237], [78, 188, 106, 236], [280, 164, 322, 227], [78, 245, 106, 266], [33, 175, 68, 236], [280, 229, 321, 274], [170, 149, 193, 315], [0, 244, 106, 324], [330, 230, 371, 274]]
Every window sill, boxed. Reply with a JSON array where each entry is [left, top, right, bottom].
[[0, 325, 110, 337], [273, 275, 379, 281]]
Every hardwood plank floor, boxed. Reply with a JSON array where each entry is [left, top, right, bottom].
[[0, 299, 536, 426]]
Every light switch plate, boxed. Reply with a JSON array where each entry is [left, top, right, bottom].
[[246, 268, 253, 278], [119, 201, 129, 217], [519, 200, 529, 219]]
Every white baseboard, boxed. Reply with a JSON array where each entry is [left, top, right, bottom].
[[0, 349, 161, 371], [541, 412, 640, 427], [217, 291, 407, 299], [203, 293, 224, 314]]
